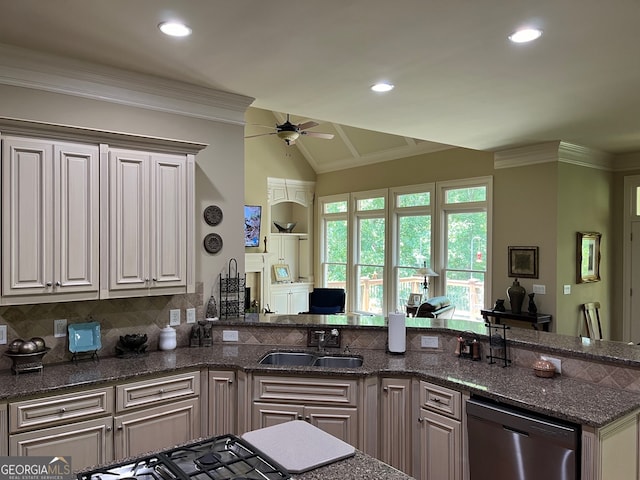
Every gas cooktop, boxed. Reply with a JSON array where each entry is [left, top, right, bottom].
[[78, 435, 290, 480]]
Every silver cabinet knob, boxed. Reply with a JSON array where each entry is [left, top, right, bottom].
[[418, 417, 424, 423], [55, 281, 61, 287], [106, 426, 112, 432], [46, 282, 52, 287]]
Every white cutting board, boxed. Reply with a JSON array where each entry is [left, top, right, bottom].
[[242, 420, 355, 473]]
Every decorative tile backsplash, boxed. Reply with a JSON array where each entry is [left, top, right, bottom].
[[0, 283, 204, 370]]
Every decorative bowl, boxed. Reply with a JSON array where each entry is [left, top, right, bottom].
[[120, 334, 148, 349], [533, 359, 556, 378], [273, 221, 296, 233]]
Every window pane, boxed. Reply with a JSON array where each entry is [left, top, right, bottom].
[[445, 186, 486, 204], [357, 265, 384, 314], [398, 192, 430, 208], [324, 201, 347, 214], [397, 266, 425, 312], [446, 212, 487, 270], [357, 197, 385, 211], [326, 263, 347, 287], [445, 271, 484, 320], [398, 215, 431, 267], [326, 220, 347, 263], [359, 218, 385, 264]]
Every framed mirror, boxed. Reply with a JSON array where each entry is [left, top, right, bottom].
[[577, 232, 601, 283]]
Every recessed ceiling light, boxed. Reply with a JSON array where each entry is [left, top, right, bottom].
[[158, 21, 192, 37], [508, 28, 542, 44], [371, 82, 394, 93]]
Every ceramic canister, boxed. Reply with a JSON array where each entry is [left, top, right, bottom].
[[159, 325, 177, 351]]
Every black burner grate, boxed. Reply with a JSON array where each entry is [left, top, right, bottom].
[[78, 435, 290, 480]]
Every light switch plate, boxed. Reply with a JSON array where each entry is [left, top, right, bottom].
[[223, 330, 239, 342], [0, 325, 7, 345], [186, 308, 196, 324], [532, 284, 546, 294], [421, 335, 439, 348], [563, 285, 571, 295], [170, 309, 181, 326], [54, 319, 67, 337]]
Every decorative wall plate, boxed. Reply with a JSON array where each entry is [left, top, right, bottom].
[[204, 233, 223, 254], [204, 205, 223, 226]]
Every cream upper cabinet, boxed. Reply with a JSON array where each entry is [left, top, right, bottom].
[[104, 148, 189, 296], [1, 136, 99, 303]]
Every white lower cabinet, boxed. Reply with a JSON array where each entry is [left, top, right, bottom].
[[208, 370, 236, 437], [114, 370, 201, 459], [9, 417, 114, 471], [251, 375, 359, 447], [8, 386, 114, 471], [379, 378, 412, 473], [416, 380, 463, 480], [269, 283, 311, 314], [0, 403, 6, 456], [114, 398, 199, 458]]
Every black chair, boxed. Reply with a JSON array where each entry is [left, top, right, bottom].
[[305, 288, 346, 314]]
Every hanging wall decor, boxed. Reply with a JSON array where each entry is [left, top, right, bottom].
[[577, 232, 601, 283], [204, 233, 223, 254], [508, 246, 539, 278], [203, 205, 223, 226]]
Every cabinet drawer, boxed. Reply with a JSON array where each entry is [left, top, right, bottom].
[[9, 387, 113, 433], [419, 381, 461, 419], [116, 371, 200, 412], [253, 375, 357, 406]]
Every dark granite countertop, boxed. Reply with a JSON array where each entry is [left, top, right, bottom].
[[292, 451, 413, 479], [1, 340, 638, 428]]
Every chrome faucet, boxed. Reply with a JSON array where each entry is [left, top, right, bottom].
[[316, 328, 339, 352]]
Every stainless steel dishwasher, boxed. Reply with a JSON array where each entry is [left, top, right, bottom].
[[467, 396, 580, 480]]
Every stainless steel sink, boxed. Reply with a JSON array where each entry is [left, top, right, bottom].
[[258, 351, 363, 368], [312, 356, 363, 368], [258, 352, 315, 366]]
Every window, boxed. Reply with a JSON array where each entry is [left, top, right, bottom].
[[352, 191, 386, 314], [438, 178, 492, 320], [318, 177, 492, 318]]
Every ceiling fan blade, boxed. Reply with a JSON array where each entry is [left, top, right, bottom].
[[297, 121, 319, 131], [244, 132, 277, 139], [301, 132, 334, 140]]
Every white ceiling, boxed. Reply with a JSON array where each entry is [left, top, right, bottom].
[[1, 0, 639, 170]]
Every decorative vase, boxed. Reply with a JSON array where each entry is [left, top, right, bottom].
[[507, 279, 526, 314], [528, 292, 537, 314]]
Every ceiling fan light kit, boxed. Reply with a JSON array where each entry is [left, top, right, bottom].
[[246, 113, 334, 146]]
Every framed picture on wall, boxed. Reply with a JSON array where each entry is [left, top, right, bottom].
[[577, 232, 601, 283], [508, 246, 539, 278], [273, 264, 292, 283]]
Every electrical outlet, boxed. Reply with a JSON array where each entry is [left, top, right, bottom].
[[186, 308, 196, 324], [169, 309, 181, 326], [541, 355, 562, 374], [0, 325, 7, 345], [533, 284, 546, 294], [54, 319, 67, 338], [563, 285, 571, 295], [421, 335, 439, 348], [223, 330, 239, 342]]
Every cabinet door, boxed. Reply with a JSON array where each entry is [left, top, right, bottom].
[[280, 235, 299, 279], [252, 402, 304, 429], [108, 148, 150, 291], [0, 403, 6, 456], [208, 370, 236, 437], [2, 137, 53, 296], [114, 398, 200, 459], [150, 153, 186, 288], [418, 408, 461, 480], [9, 417, 113, 471], [270, 287, 291, 314], [290, 286, 309, 314], [305, 405, 358, 447], [55, 141, 100, 293], [380, 378, 412, 473]]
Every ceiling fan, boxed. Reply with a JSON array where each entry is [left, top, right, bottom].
[[245, 114, 334, 145]]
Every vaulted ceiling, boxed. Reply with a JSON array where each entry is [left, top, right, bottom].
[[1, 0, 639, 172]]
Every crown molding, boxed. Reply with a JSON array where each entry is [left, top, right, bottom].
[[0, 44, 254, 125], [494, 141, 614, 171]]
